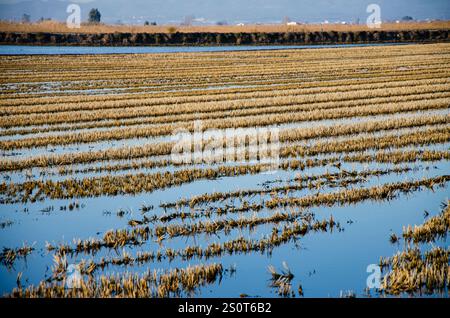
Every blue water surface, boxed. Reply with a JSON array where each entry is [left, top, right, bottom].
[[0, 43, 410, 55]]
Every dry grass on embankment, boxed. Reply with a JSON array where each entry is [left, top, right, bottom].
[[0, 21, 448, 46], [1, 20, 449, 34]]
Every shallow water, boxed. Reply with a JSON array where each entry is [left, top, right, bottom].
[[0, 160, 448, 297], [0, 43, 449, 298], [0, 43, 411, 56]]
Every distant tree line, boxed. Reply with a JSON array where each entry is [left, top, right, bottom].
[[1, 29, 448, 46]]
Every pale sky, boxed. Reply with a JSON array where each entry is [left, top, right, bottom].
[[0, 0, 448, 24]]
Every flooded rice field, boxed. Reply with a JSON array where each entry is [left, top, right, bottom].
[[0, 43, 449, 298]]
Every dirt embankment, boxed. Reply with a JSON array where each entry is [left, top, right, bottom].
[[0, 29, 448, 46]]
